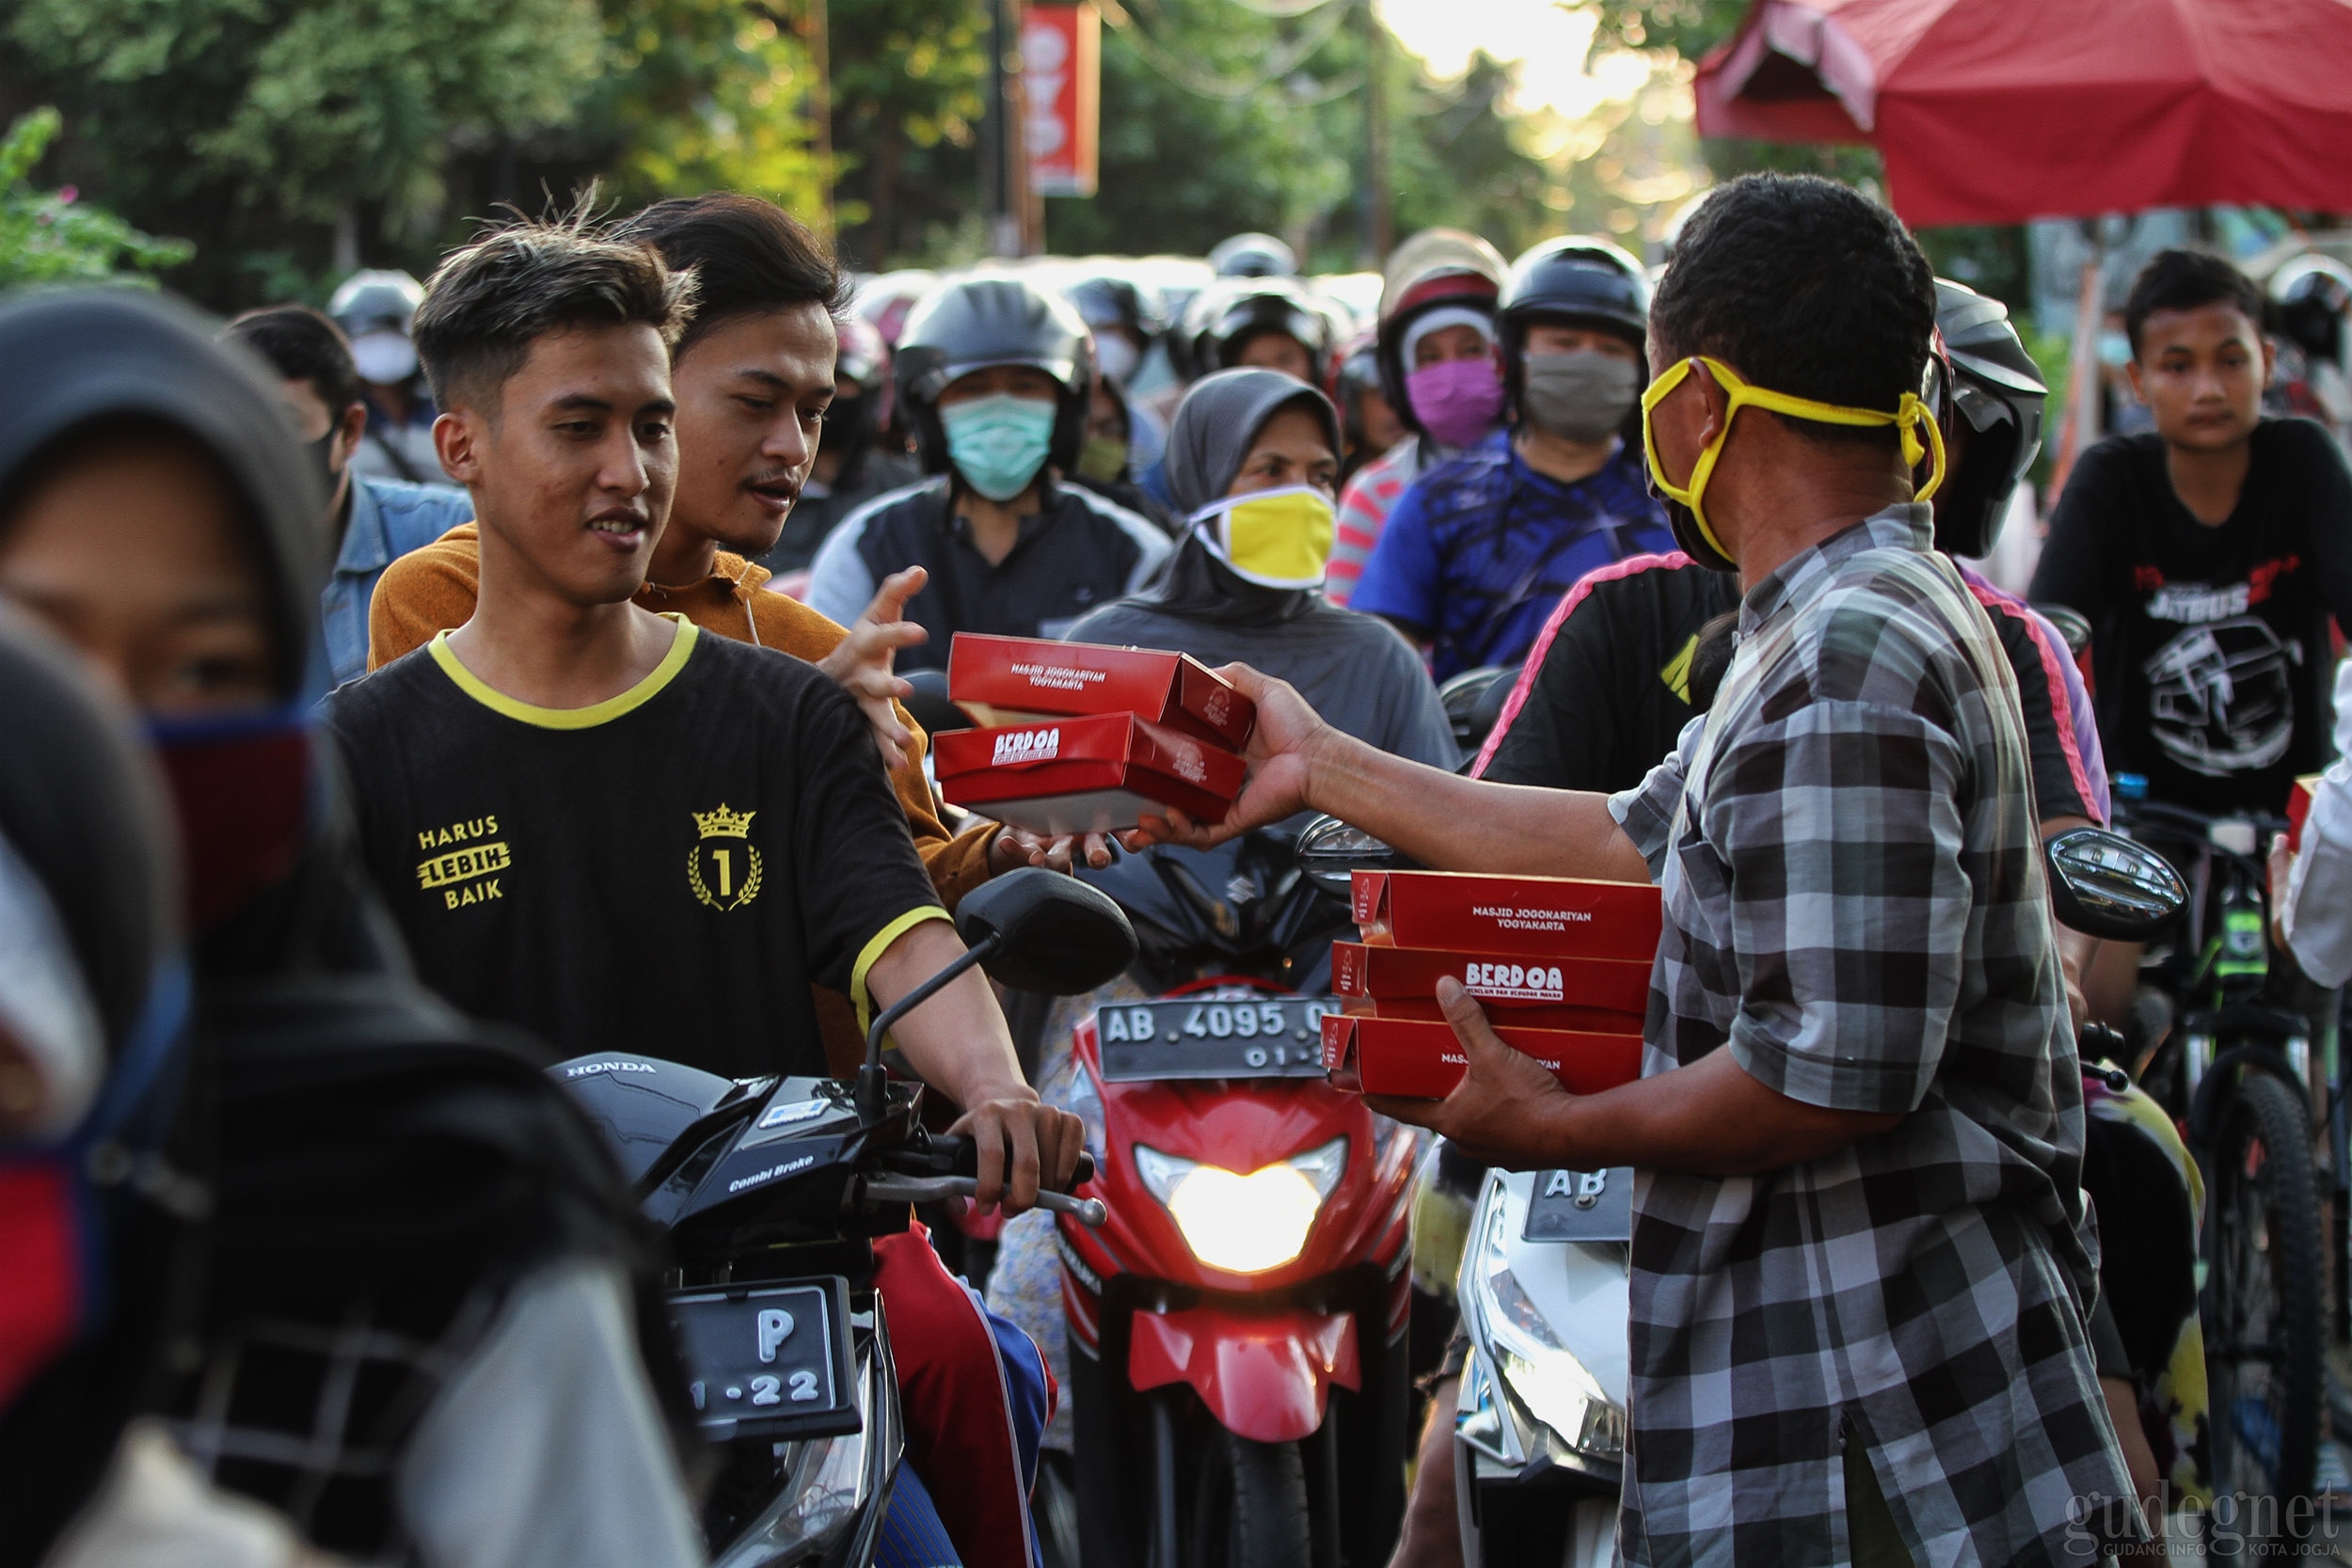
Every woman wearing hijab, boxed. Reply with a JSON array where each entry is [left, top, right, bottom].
[[983, 369, 1454, 1461], [1062, 367, 1455, 769], [0, 290, 700, 1568]]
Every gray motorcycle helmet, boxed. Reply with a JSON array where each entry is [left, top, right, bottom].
[[893, 274, 1095, 479]]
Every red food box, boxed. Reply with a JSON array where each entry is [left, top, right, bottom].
[[1321, 1014, 1644, 1099], [946, 633, 1255, 750], [1330, 941, 1653, 1016], [934, 714, 1247, 835], [2287, 773, 2323, 851], [1350, 871, 1661, 960], [1339, 997, 1645, 1035]]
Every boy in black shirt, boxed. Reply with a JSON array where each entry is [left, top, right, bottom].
[[2033, 248, 2352, 816], [324, 214, 1081, 1213]]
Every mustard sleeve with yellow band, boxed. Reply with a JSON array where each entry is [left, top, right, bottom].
[[850, 905, 957, 1037]]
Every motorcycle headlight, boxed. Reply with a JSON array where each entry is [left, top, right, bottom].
[[1470, 1194, 1625, 1460], [714, 1373, 876, 1567], [1133, 1136, 1347, 1274]]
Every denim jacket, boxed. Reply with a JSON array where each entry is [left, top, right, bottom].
[[322, 475, 473, 687]]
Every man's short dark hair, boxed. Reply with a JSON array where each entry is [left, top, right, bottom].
[[612, 193, 850, 357], [1651, 173, 1936, 449], [413, 211, 697, 413], [2125, 249, 2263, 357], [223, 306, 363, 420]]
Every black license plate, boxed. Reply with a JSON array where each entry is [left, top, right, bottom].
[[1096, 996, 1336, 1082], [668, 1278, 858, 1441], [1522, 1167, 1634, 1243]]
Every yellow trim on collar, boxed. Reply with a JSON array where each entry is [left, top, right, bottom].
[[851, 905, 956, 1037], [428, 614, 697, 729]]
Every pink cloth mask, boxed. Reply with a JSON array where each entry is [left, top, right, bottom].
[[1405, 357, 1505, 450]]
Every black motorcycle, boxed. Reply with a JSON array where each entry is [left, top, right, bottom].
[[552, 869, 1136, 1567]]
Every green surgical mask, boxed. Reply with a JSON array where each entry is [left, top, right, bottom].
[[942, 393, 1057, 501], [1076, 435, 1128, 484]]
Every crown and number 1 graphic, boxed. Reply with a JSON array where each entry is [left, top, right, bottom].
[[688, 803, 763, 911]]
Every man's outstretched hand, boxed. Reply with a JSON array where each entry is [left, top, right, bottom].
[[1133, 663, 1335, 847], [1368, 978, 1581, 1169], [818, 565, 930, 770]]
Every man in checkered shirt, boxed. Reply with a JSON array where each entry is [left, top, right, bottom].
[[1141, 173, 2138, 1565]]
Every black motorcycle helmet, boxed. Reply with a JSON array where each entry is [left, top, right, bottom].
[[894, 274, 1096, 481], [1928, 277, 2047, 559], [1209, 231, 1296, 279], [1187, 277, 1336, 385], [1066, 274, 1168, 350], [1496, 237, 1649, 420], [2269, 254, 2352, 365], [1375, 230, 1507, 442]]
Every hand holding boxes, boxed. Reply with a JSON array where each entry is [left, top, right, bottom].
[[1324, 870, 1661, 1098], [934, 634, 1256, 834]]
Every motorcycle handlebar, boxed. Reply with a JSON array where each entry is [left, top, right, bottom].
[[861, 1174, 1108, 1227], [899, 1135, 1097, 1192]]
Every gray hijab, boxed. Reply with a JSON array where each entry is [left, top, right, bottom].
[[1163, 368, 1341, 515]]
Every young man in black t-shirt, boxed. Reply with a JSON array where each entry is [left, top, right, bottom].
[[323, 215, 1081, 1211], [2033, 249, 2352, 817]]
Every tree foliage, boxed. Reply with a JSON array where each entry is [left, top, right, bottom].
[[8, 0, 602, 220], [828, 0, 990, 266], [0, 108, 193, 287], [587, 0, 827, 217]]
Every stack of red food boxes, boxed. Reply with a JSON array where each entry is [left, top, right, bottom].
[[1322, 870, 1659, 1098], [932, 633, 1254, 835]]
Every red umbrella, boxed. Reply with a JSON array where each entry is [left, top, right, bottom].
[[1693, 0, 2352, 226]]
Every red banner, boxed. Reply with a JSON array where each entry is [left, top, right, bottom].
[[1022, 3, 1100, 198]]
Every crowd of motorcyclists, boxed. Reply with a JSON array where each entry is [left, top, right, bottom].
[[2, 163, 2351, 1568]]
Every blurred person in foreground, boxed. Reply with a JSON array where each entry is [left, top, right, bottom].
[[332, 212, 1082, 1568], [809, 274, 1170, 664], [984, 367, 1456, 1450], [0, 616, 330, 1568], [1326, 230, 1510, 607], [1351, 238, 1673, 678], [220, 306, 472, 687], [0, 288, 702, 1568], [1142, 173, 2141, 1565]]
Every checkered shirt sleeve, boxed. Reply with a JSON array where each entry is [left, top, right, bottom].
[[1605, 513, 2137, 1568]]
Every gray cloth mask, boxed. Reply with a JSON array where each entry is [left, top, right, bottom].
[[1520, 351, 1640, 443]]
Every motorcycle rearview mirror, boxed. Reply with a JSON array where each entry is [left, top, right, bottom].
[[2044, 825, 2187, 942], [855, 869, 1137, 1122], [954, 867, 1138, 995], [1296, 814, 1408, 900]]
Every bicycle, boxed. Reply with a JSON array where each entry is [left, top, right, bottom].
[[2107, 788, 2329, 1509]]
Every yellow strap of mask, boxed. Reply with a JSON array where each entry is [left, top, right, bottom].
[[1639, 356, 1946, 564]]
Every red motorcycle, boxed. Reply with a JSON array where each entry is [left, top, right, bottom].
[[1051, 824, 1415, 1568]]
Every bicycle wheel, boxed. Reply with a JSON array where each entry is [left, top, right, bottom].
[[2203, 1069, 2325, 1507]]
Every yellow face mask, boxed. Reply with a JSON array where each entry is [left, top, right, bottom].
[[1639, 356, 1947, 569], [1190, 483, 1338, 590]]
